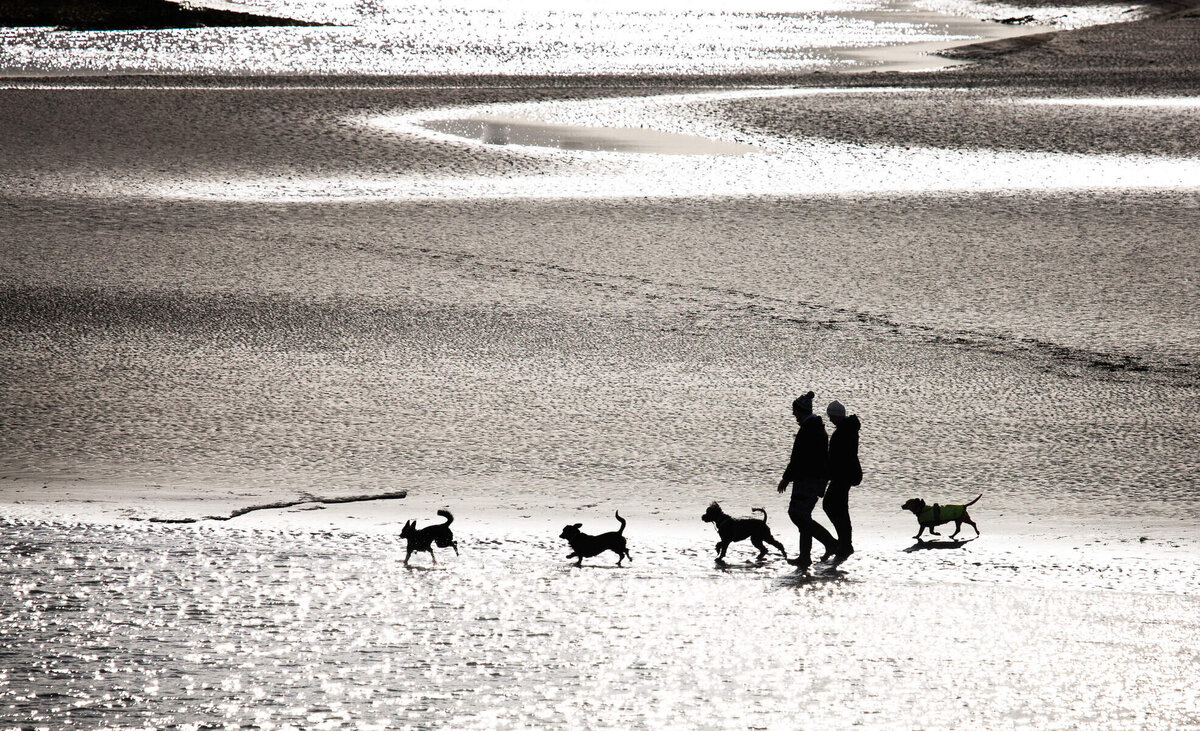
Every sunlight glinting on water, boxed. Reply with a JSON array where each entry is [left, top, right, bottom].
[[242, 0, 884, 14], [913, 0, 1148, 28], [155, 88, 1200, 203], [0, 0, 975, 76], [4, 519, 1199, 729]]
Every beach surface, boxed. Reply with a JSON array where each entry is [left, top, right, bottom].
[[2, 1, 1200, 728]]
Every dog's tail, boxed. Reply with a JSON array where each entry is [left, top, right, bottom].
[[752, 507, 767, 522], [614, 510, 626, 535], [965, 493, 983, 507], [437, 509, 454, 526]]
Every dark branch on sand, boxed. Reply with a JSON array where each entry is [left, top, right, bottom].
[[146, 491, 407, 524], [0, 0, 326, 31]]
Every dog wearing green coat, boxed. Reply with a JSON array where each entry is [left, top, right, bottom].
[[901, 494, 981, 540]]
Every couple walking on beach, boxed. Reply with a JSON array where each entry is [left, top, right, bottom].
[[777, 390, 862, 569]]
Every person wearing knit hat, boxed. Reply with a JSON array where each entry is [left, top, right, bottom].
[[824, 399, 862, 560], [777, 390, 837, 569]]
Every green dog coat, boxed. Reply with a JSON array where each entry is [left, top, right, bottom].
[[919, 503, 965, 524]]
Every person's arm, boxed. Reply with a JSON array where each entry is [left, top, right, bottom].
[[778, 431, 798, 492]]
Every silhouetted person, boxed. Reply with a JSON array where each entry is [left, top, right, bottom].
[[777, 391, 836, 569], [823, 400, 862, 559]]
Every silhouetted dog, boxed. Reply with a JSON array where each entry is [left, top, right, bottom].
[[559, 511, 632, 566], [701, 502, 787, 562], [901, 494, 981, 539], [400, 509, 459, 566]]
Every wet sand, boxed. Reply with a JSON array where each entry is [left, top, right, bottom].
[[2, 4, 1200, 729], [5, 515, 1196, 730]]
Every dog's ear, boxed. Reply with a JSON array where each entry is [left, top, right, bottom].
[[573, 523, 582, 529]]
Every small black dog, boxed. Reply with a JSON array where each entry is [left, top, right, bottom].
[[901, 494, 981, 539], [702, 502, 787, 562], [400, 509, 459, 566], [559, 511, 632, 567]]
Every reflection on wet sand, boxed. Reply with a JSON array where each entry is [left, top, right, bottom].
[[3, 520, 1198, 729], [423, 115, 760, 155], [174, 87, 1200, 202]]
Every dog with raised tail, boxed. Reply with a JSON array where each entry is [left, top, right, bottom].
[[901, 494, 982, 539], [559, 511, 632, 567], [400, 509, 459, 566], [702, 502, 788, 563]]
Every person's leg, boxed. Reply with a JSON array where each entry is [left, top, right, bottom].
[[788, 495, 816, 566], [789, 491, 835, 565], [822, 483, 852, 554], [839, 488, 853, 555], [806, 513, 836, 559]]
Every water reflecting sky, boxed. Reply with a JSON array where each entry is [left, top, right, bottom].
[[0, 0, 1141, 75], [159, 88, 1200, 203]]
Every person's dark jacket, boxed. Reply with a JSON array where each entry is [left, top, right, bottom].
[[780, 413, 828, 487], [827, 414, 862, 487]]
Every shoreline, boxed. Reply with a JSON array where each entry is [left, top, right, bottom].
[[5, 476, 1199, 603], [4, 468, 1198, 546]]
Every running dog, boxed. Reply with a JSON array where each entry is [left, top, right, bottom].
[[400, 509, 459, 566], [559, 511, 632, 566], [701, 502, 787, 562], [901, 494, 981, 539]]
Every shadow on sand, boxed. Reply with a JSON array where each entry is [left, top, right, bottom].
[[714, 557, 788, 572], [903, 537, 977, 552], [777, 565, 851, 586], [774, 555, 854, 586]]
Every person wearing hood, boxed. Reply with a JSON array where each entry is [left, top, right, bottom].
[[777, 390, 837, 569], [824, 400, 862, 559]]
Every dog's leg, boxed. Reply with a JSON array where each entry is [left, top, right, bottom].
[[451, 540, 459, 556], [765, 533, 787, 557], [716, 540, 730, 560], [404, 549, 412, 567], [915, 525, 927, 539], [962, 512, 979, 536], [430, 548, 437, 564], [950, 521, 961, 539], [751, 537, 768, 560]]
